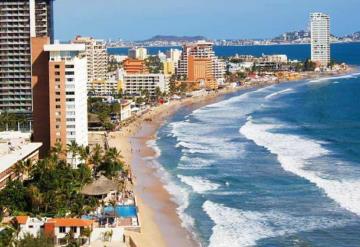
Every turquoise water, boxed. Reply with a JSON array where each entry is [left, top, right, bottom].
[[104, 205, 137, 218], [144, 43, 360, 247]]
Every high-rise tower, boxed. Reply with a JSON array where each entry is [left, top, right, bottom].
[[310, 12, 331, 67], [0, 0, 54, 115]]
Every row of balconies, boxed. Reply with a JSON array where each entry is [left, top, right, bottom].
[[0, 92, 31, 96], [0, 75, 31, 79], [0, 52, 31, 57], [0, 69, 31, 74]]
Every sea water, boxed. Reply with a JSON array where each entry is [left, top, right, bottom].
[[148, 43, 360, 247]]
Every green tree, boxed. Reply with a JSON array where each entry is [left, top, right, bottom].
[[15, 233, 54, 247], [0, 180, 27, 212], [304, 59, 316, 71], [154, 86, 162, 101], [67, 141, 80, 167]]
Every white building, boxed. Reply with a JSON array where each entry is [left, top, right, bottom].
[[120, 100, 133, 121], [16, 216, 46, 239], [44, 44, 88, 161], [123, 74, 169, 97], [129, 47, 148, 60], [89, 76, 120, 96], [72, 36, 109, 85], [166, 48, 182, 63], [310, 12, 331, 67]]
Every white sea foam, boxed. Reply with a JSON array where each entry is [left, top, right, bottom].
[[203, 201, 351, 247], [178, 175, 221, 193], [265, 88, 294, 100], [308, 73, 360, 84], [146, 139, 161, 158], [147, 158, 196, 234], [178, 156, 214, 170], [240, 118, 360, 216]]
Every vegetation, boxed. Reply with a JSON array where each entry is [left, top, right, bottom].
[[88, 97, 122, 130], [145, 56, 163, 73], [0, 143, 125, 218], [303, 59, 317, 71], [0, 112, 28, 132]]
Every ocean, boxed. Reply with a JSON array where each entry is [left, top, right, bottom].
[[147, 43, 360, 247]]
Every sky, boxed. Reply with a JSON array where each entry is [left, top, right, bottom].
[[54, 0, 360, 41]]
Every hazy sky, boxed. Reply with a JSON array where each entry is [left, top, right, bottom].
[[54, 0, 360, 41]]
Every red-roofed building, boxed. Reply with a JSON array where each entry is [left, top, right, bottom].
[[44, 218, 93, 246], [15, 216, 46, 239]]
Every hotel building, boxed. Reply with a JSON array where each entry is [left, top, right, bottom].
[[123, 58, 149, 74], [0, 0, 54, 114], [44, 44, 88, 155], [122, 74, 169, 97], [177, 41, 225, 88], [72, 36, 108, 87], [310, 12, 331, 67]]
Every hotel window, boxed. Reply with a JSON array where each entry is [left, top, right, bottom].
[[65, 71, 74, 75], [59, 226, 66, 233], [70, 226, 77, 233], [55, 65, 60, 69], [66, 98, 75, 102], [55, 78, 60, 82], [66, 65, 74, 69], [55, 72, 60, 76]]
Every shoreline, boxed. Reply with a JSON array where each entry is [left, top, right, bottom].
[[101, 67, 356, 247]]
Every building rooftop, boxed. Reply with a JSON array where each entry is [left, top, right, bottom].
[[16, 216, 29, 225], [44, 43, 86, 52], [0, 132, 42, 174], [46, 218, 93, 227]]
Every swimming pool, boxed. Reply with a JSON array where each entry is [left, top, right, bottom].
[[104, 205, 137, 218]]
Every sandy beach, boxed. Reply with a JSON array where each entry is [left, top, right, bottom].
[[88, 67, 355, 247], [106, 96, 225, 247]]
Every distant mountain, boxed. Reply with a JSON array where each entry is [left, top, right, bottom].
[[145, 35, 208, 42], [347, 31, 360, 40]]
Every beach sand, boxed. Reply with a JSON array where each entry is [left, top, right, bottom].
[[89, 66, 355, 247]]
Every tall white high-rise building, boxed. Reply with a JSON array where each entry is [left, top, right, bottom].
[[310, 12, 331, 67], [72, 36, 108, 86], [44, 44, 88, 155]]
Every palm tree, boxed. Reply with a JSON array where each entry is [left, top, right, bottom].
[[13, 161, 26, 180], [0, 112, 15, 131], [105, 148, 122, 162], [50, 141, 64, 162], [155, 86, 162, 101], [26, 185, 43, 213], [80, 227, 92, 245], [90, 144, 103, 170], [67, 141, 79, 167], [109, 199, 118, 225], [78, 146, 90, 166]]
